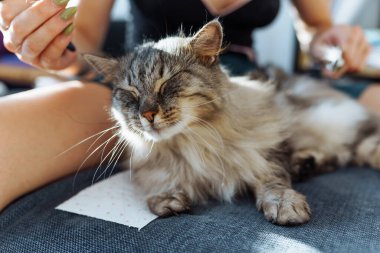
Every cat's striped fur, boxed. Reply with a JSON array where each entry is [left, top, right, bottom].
[[85, 20, 380, 225]]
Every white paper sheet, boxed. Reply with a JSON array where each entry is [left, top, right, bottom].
[[56, 172, 157, 230]]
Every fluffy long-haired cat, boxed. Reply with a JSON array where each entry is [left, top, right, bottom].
[[85, 20, 380, 226]]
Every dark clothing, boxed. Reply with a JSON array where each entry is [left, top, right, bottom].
[[127, 0, 280, 50]]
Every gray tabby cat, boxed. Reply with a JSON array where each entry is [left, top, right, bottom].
[[85, 20, 380, 226]]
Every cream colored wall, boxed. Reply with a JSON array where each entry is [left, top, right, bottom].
[[332, 0, 380, 27], [254, 0, 295, 73]]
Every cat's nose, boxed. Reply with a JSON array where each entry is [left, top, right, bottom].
[[142, 111, 156, 123]]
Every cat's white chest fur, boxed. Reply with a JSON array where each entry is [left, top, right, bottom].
[[129, 131, 242, 202]]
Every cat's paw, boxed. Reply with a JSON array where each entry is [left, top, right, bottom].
[[257, 189, 311, 226], [147, 191, 191, 217]]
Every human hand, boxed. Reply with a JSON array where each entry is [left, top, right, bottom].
[[310, 25, 371, 78], [0, 0, 77, 71]]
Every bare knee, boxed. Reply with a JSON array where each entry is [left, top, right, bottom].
[[359, 84, 380, 115], [50, 81, 111, 106], [0, 82, 115, 211], [44, 81, 113, 125]]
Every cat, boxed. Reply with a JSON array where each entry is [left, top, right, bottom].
[[84, 20, 380, 226]]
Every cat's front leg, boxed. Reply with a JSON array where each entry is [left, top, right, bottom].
[[254, 177, 311, 225], [147, 191, 191, 217]]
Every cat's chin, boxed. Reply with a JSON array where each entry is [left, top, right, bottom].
[[142, 120, 188, 142], [143, 128, 175, 142]]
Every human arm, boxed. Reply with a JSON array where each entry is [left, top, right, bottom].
[[292, 0, 371, 78]]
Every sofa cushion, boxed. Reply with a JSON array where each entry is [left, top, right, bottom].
[[1, 167, 379, 252]]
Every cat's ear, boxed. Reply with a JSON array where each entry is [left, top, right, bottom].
[[83, 54, 118, 80], [190, 20, 223, 64]]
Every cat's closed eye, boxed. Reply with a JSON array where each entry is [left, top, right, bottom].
[[115, 87, 139, 101], [159, 72, 183, 96], [159, 81, 169, 96]]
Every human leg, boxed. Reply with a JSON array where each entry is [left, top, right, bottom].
[[358, 84, 380, 115], [0, 81, 117, 210]]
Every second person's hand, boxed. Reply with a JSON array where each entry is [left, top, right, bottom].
[[310, 25, 371, 79]]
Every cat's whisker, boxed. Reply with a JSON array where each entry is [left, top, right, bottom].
[[92, 132, 125, 184], [99, 131, 118, 164], [133, 127, 144, 135], [86, 125, 120, 153], [71, 131, 120, 190], [129, 146, 136, 181], [105, 137, 130, 174], [79, 131, 119, 174], [144, 140, 155, 159], [105, 137, 127, 171], [94, 136, 126, 182], [108, 139, 130, 178], [53, 125, 119, 160]]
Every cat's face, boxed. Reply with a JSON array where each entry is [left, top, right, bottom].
[[86, 21, 226, 142]]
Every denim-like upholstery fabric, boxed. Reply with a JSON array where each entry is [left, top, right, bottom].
[[1, 167, 380, 253]]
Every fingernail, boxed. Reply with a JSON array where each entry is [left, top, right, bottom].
[[66, 42, 76, 52], [63, 23, 74, 36], [54, 0, 70, 6], [60, 7, 77, 21]]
